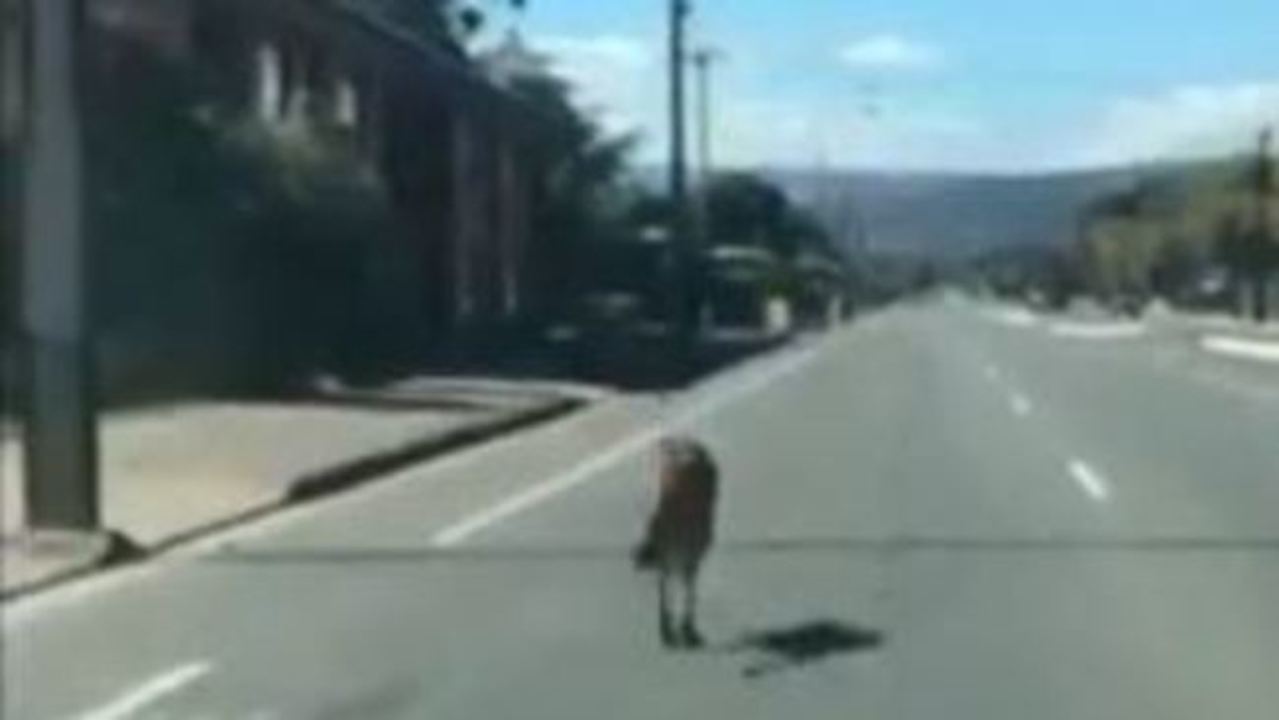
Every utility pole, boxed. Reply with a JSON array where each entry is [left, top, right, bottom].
[[691, 47, 722, 193], [668, 0, 694, 361], [2, 0, 22, 435], [1251, 126, 1274, 323], [690, 45, 722, 308], [19, 0, 99, 530]]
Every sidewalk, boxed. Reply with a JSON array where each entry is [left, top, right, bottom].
[[1, 378, 594, 598]]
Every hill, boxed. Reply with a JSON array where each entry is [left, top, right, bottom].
[[761, 168, 1137, 260]]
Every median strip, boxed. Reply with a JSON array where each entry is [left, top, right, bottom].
[[1049, 321, 1146, 340], [1200, 335, 1279, 364]]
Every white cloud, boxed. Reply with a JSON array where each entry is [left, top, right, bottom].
[[532, 34, 659, 135], [1074, 82, 1279, 167], [537, 35, 653, 72], [838, 34, 943, 72], [528, 38, 1279, 173], [707, 80, 1279, 173]]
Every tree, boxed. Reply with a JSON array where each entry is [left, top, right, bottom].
[[507, 72, 637, 320], [1243, 130, 1277, 321], [368, 1, 522, 47], [704, 173, 792, 254]]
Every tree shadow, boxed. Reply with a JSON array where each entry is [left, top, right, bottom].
[[721, 619, 885, 679]]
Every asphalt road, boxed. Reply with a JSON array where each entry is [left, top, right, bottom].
[[4, 296, 1279, 719]]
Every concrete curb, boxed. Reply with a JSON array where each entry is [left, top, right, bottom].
[[284, 396, 582, 503], [1, 396, 584, 602], [0, 530, 143, 602], [1200, 335, 1279, 364]]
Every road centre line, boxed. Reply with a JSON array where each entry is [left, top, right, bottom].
[[72, 661, 213, 720], [431, 343, 823, 547], [1009, 392, 1033, 417], [1068, 460, 1112, 503]]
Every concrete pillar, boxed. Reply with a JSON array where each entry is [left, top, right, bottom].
[[19, 0, 99, 530], [2, 0, 23, 145]]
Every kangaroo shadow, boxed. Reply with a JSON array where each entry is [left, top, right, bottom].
[[721, 619, 885, 679]]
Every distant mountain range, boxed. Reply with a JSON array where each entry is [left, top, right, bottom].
[[768, 169, 1139, 260], [635, 165, 1139, 261]]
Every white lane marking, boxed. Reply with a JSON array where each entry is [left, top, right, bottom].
[[1068, 460, 1112, 503], [3, 334, 841, 631], [431, 427, 661, 547], [432, 343, 823, 547], [1200, 335, 1279, 364], [1009, 392, 1033, 417], [74, 662, 213, 720], [1049, 322, 1146, 340]]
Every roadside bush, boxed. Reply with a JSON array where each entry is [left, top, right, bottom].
[[87, 37, 418, 402]]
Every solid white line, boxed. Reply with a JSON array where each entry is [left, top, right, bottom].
[[431, 344, 822, 547], [1068, 460, 1112, 503], [431, 427, 663, 547], [1009, 392, 1033, 417], [74, 662, 213, 720], [3, 340, 830, 629], [1200, 335, 1279, 363]]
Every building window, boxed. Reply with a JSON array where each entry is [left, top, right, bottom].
[[255, 42, 283, 123], [334, 77, 359, 128]]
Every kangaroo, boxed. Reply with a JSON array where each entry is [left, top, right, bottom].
[[633, 436, 719, 649]]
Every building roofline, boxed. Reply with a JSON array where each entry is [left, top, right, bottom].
[[314, 0, 552, 130]]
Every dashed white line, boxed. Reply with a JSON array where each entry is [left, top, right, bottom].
[[74, 661, 213, 720], [1068, 460, 1112, 503], [1009, 392, 1033, 417], [432, 343, 822, 547]]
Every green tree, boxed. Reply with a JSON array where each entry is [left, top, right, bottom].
[[704, 173, 793, 255], [508, 73, 637, 320]]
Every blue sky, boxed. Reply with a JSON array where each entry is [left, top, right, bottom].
[[489, 0, 1279, 172]]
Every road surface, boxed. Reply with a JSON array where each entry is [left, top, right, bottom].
[[4, 297, 1279, 719]]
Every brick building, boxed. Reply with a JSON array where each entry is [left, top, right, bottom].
[[88, 0, 542, 334]]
